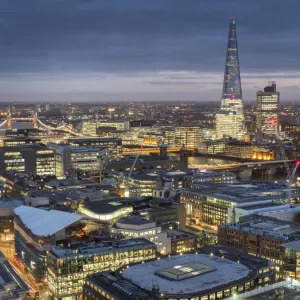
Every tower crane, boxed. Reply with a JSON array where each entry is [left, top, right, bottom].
[[276, 132, 299, 206], [124, 154, 140, 197]]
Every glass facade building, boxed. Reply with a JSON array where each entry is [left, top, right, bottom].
[[216, 17, 245, 140], [47, 239, 156, 300], [256, 82, 280, 136]]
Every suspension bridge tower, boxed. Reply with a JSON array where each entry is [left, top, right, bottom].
[[32, 111, 38, 129], [6, 108, 12, 130]]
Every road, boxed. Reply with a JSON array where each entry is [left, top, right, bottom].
[[9, 258, 48, 299]]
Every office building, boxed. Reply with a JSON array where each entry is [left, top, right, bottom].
[[181, 182, 293, 228], [0, 145, 55, 177], [111, 216, 172, 254], [47, 238, 156, 300], [3, 137, 41, 147], [22, 145, 56, 177], [256, 82, 280, 136], [67, 137, 122, 157], [281, 240, 300, 280], [216, 17, 245, 140], [97, 120, 130, 131], [168, 229, 196, 254], [0, 148, 25, 172], [218, 215, 300, 279], [13, 206, 108, 282], [86, 248, 275, 300], [81, 121, 98, 136], [174, 125, 202, 148], [224, 142, 274, 160], [164, 129, 176, 146], [193, 170, 237, 184], [48, 143, 108, 178]]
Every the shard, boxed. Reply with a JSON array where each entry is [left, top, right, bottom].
[[216, 17, 245, 140]]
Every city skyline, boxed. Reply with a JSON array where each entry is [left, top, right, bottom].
[[1, 0, 300, 102]]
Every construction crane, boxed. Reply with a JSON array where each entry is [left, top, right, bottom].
[[124, 154, 140, 197], [276, 131, 300, 206]]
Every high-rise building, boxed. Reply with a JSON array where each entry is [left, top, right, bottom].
[[256, 82, 280, 136], [216, 17, 245, 140], [174, 125, 202, 148], [0, 145, 55, 177]]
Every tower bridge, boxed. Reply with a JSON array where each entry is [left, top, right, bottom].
[[0, 109, 82, 136]]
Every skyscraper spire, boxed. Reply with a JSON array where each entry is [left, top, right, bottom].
[[215, 17, 245, 140], [222, 17, 242, 100]]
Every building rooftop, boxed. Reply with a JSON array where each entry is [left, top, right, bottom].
[[14, 205, 83, 237], [123, 254, 249, 296], [281, 240, 300, 252], [220, 216, 300, 241], [168, 230, 195, 240], [45, 178, 100, 189], [117, 216, 154, 226], [80, 199, 132, 215], [85, 272, 152, 300], [183, 181, 291, 205], [0, 199, 23, 208], [51, 238, 155, 258]]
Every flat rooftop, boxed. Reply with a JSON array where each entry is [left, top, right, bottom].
[[52, 238, 155, 258], [123, 254, 249, 295], [0, 199, 23, 207], [220, 216, 300, 241], [81, 199, 132, 214], [183, 181, 292, 204], [117, 216, 154, 226]]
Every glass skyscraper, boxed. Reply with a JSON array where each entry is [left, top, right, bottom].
[[256, 82, 280, 137], [216, 17, 245, 140]]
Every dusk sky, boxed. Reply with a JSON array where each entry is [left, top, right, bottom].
[[1, 0, 300, 102]]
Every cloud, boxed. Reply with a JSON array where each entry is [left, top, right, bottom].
[[0, 0, 300, 101]]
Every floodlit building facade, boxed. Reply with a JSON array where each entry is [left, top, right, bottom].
[[216, 17, 245, 140], [256, 82, 280, 136], [174, 125, 202, 148], [111, 216, 172, 254], [47, 239, 156, 300], [13, 206, 108, 282]]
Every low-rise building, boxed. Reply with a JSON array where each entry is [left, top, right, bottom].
[[218, 215, 300, 278], [181, 182, 292, 229], [168, 229, 196, 254], [47, 238, 156, 300], [111, 216, 171, 254], [78, 199, 133, 224], [85, 247, 275, 300]]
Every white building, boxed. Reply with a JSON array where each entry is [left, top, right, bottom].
[[111, 216, 171, 254]]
